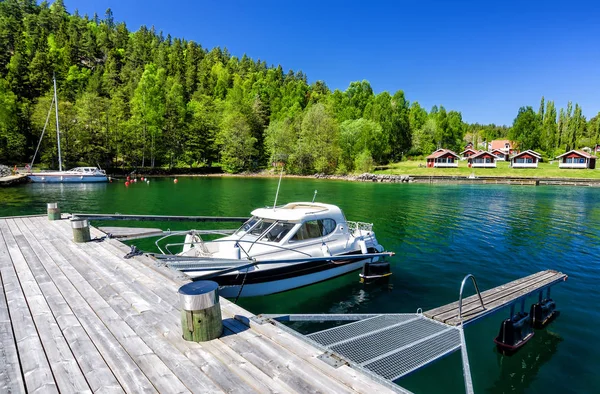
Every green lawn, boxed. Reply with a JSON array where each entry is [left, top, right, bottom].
[[374, 160, 600, 179]]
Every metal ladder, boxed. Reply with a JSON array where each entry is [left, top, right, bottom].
[[457, 274, 485, 394]]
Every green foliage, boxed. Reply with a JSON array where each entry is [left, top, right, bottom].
[[0, 2, 596, 172], [509, 106, 541, 150]]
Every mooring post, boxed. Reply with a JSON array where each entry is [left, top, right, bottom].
[[179, 281, 222, 342], [70, 218, 91, 243], [47, 202, 61, 220]]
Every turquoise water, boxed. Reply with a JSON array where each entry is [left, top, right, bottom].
[[1, 178, 598, 393]]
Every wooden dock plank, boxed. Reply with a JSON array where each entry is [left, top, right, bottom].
[[20, 218, 178, 393], [0, 230, 26, 394], [221, 303, 404, 394], [45, 218, 250, 393], [0, 215, 405, 394], [425, 270, 567, 325], [87, 220, 401, 394], [0, 219, 59, 394], [37, 220, 203, 394], [12, 218, 124, 393], [50, 217, 352, 394], [424, 271, 551, 317], [2, 219, 92, 393]]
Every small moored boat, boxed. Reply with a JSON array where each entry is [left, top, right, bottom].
[[27, 167, 108, 183], [157, 202, 393, 298]]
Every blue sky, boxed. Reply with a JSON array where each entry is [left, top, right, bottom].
[[66, 0, 600, 125]]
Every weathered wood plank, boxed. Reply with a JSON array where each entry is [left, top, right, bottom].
[[220, 318, 354, 394], [0, 220, 58, 393], [424, 270, 552, 317], [221, 303, 403, 394], [430, 271, 559, 322], [42, 219, 224, 393], [443, 273, 567, 325], [424, 270, 567, 325], [13, 218, 124, 393], [0, 229, 26, 394], [2, 219, 92, 393], [23, 216, 404, 394], [22, 218, 178, 393]]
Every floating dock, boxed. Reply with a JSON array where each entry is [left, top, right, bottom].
[[0, 174, 29, 186], [0, 215, 403, 393]]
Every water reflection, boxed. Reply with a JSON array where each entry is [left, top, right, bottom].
[[488, 330, 563, 393]]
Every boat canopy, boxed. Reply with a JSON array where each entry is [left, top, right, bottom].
[[251, 202, 345, 222]]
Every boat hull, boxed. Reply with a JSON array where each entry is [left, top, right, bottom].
[[28, 174, 108, 183], [185, 257, 372, 298]]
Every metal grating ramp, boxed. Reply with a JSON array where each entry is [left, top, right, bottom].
[[306, 313, 462, 380]]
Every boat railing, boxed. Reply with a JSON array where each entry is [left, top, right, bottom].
[[346, 221, 374, 233], [162, 233, 314, 259]]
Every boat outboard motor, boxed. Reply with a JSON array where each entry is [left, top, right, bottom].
[[530, 298, 558, 329], [359, 261, 392, 284], [493, 311, 534, 354]]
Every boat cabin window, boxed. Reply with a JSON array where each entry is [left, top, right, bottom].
[[290, 219, 336, 242], [261, 222, 295, 243]]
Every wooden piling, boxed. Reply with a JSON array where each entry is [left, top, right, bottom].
[[179, 281, 223, 341], [47, 202, 61, 220], [70, 218, 90, 243]]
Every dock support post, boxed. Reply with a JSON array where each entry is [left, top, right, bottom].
[[47, 202, 61, 220], [70, 218, 91, 242], [179, 281, 222, 342]]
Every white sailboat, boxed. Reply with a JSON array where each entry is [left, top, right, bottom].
[[27, 75, 108, 183]]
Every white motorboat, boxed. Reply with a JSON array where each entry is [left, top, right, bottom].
[[157, 202, 393, 298]]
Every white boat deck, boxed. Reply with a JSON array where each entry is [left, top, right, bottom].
[[0, 214, 404, 393]]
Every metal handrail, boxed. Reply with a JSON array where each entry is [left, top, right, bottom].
[[458, 274, 485, 326]]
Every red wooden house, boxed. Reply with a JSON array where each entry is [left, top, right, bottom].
[[556, 150, 597, 169], [426, 149, 460, 168], [510, 150, 542, 168], [468, 151, 499, 168]]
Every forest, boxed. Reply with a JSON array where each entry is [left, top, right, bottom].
[[1, 0, 599, 174]]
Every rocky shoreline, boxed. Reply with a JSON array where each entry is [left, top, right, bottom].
[[313, 173, 414, 182]]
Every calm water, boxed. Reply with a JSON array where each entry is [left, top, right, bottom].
[[1, 178, 599, 393]]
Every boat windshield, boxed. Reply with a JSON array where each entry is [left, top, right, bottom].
[[234, 216, 259, 236]]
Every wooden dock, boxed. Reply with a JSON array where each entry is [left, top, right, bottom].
[[0, 174, 29, 186], [0, 215, 402, 394], [424, 270, 567, 326]]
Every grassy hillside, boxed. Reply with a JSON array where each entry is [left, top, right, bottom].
[[375, 160, 600, 179]]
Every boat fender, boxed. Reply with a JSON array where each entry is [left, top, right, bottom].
[[321, 242, 332, 257], [358, 238, 368, 254]]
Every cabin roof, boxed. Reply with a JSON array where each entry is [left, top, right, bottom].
[[471, 151, 499, 159], [459, 148, 478, 155], [555, 150, 596, 159], [251, 202, 344, 222], [426, 149, 459, 159], [511, 150, 542, 159], [490, 140, 514, 150]]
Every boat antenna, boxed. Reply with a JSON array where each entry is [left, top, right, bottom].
[[273, 162, 284, 210], [312, 190, 318, 203], [53, 72, 63, 171], [30, 95, 55, 171]]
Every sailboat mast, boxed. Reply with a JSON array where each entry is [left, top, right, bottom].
[[53, 73, 63, 171]]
